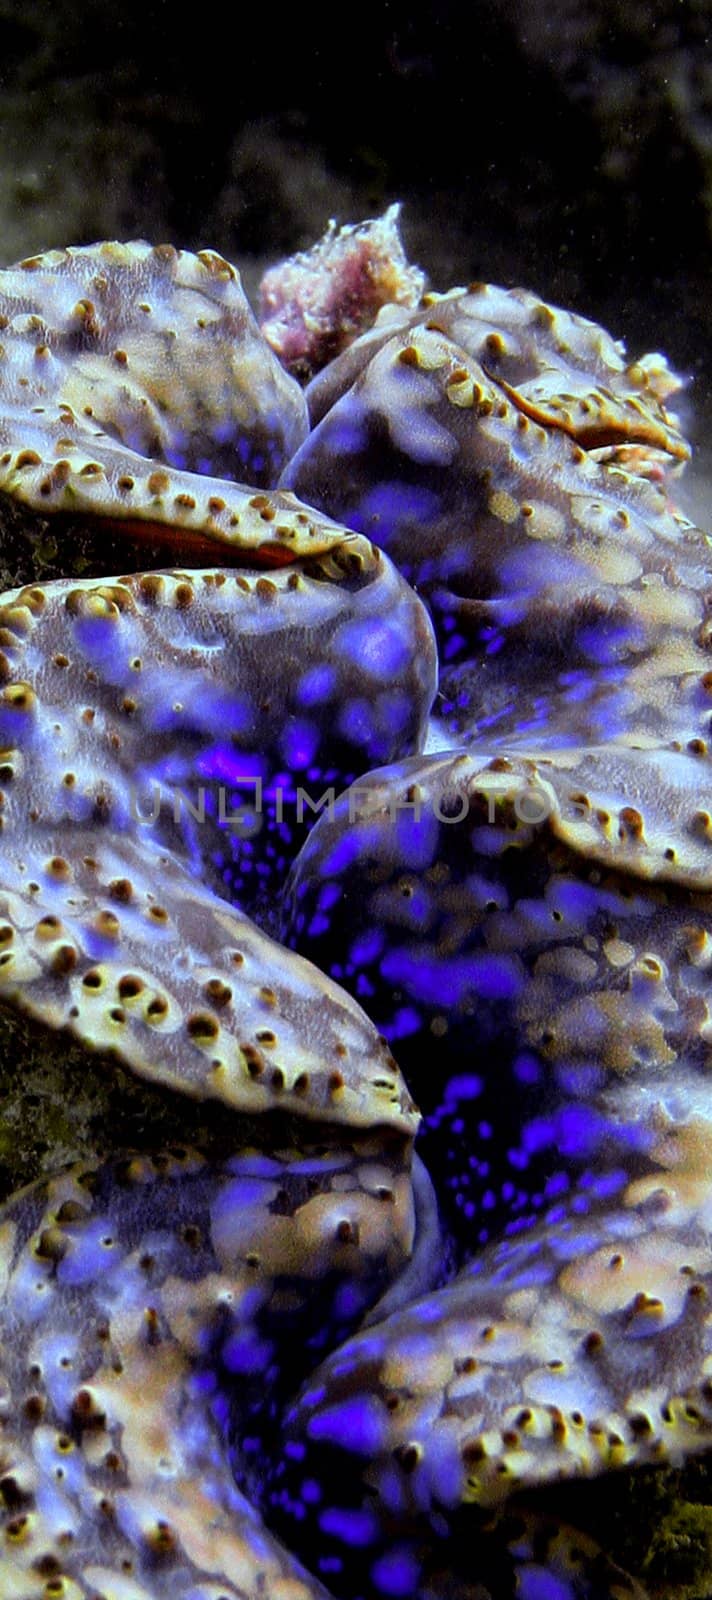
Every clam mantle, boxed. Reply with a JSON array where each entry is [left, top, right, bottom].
[[0, 221, 708, 1600]]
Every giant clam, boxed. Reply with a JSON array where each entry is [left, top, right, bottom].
[[0, 212, 709, 1599]]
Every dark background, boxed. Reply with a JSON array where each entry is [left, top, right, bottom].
[[0, 0, 709, 488], [0, 3, 709, 312]]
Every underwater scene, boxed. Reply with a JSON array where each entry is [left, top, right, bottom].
[[0, 4, 711, 1598]]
